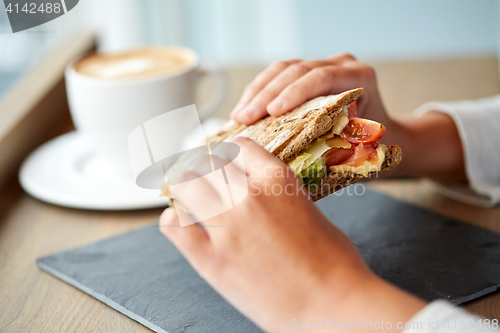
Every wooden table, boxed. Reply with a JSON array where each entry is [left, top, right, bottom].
[[1, 57, 500, 332]]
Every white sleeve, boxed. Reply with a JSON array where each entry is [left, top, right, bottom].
[[414, 96, 500, 207], [404, 300, 498, 333]]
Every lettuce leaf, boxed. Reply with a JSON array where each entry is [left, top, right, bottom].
[[299, 157, 326, 186]]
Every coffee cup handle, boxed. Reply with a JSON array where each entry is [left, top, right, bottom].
[[196, 66, 227, 121]]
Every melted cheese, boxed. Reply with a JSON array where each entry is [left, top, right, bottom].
[[326, 136, 351, 149], [288, 153, 311, 173], [320, 105, 349, 139], [288, 139, 331, 173], [332, 115, 349, 135], [328, 145, 386, 177]]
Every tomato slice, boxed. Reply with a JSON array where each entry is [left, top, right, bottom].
[[324, 146, 355, 167], [347, 101, 357, 117], [340, 117, 386, 144], [343, 144, 379, 167]]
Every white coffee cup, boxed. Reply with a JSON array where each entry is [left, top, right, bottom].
[[65, 46, 225, 179]]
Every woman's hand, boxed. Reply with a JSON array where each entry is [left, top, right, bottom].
[[231, 53, 392, 130], [160, 137, 425, 332], [230, 54, 465, 181]]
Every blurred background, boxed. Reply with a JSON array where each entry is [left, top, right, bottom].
[[0, 0, 498, 107]]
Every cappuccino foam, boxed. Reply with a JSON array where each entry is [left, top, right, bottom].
[[74, 48, 196, 80]]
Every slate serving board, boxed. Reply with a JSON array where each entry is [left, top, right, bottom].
[[37, 189, 500, 333]]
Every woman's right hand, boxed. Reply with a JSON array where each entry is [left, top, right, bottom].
[[160, 137, 426, 333]]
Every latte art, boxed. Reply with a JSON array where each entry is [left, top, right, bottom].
[[74, 48, 196, 80]]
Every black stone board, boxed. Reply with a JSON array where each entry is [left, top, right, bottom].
[[37, 189, 500, 332]]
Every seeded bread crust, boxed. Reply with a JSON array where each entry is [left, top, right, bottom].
[[209, 88, 364, 163], [309, 145, 402, 201]]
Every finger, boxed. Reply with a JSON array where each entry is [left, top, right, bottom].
[[211, 153, 249, 208], [192, 155, 235, 207], [232, 137, 284, 177], [191, 153, 214, 176], [208, 141, 251, 206], [236, 61, 327, 125], [210, 141, 248, 177], [236, 55, 357, 123], [223, 156, 247, 186], [267, 65, 364, 117], [238, 59, 300, 105], [170, 170, 227, 221], [206, 155, 250, 209], [209, 143, 238, 172], [327, 52, 357, 64], [231, 60, 299, 119], [159, 208, 212, 264]]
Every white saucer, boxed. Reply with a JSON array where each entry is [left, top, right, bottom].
[[19, 132, 170, 210]]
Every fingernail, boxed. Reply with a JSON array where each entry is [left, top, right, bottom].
[[269, 98, 285, 111], [241, 104, 257, 117], [159, 208, 176, 226]]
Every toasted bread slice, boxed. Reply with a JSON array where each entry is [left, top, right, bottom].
[[210, 88, 364, 163]]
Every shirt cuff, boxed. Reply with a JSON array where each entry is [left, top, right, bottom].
[[414, 98, 500, 207], [404, 300, 493, 333]]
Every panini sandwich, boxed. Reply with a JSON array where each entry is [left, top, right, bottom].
[[208, 88, 401, 201]]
